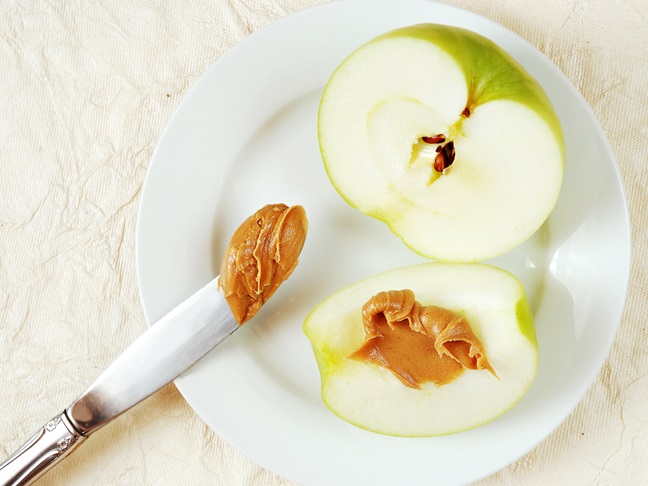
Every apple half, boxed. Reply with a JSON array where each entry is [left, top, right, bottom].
[[303, 263, 537, 437], [318, 24, 565, 262]]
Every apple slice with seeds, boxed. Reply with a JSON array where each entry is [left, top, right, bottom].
[[318, 24, 565, 262]]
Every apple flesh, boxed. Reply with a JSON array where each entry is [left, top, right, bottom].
[[318, 24, 564, 262], [303, 263, 537, 437]]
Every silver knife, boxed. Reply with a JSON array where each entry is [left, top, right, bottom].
[[0, 277, 237, 486]]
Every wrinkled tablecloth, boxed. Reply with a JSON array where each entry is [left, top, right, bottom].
[[1, 0, 646, 484]]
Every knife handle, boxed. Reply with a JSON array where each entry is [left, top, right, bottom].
[[0, 412, 85, 486]]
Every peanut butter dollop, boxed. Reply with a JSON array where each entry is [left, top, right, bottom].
[[219, 204, 308, 325], [348, 290, 496, 389]]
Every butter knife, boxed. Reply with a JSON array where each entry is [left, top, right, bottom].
[[0, 202, 308, 486], [0, 277, 237, 486]]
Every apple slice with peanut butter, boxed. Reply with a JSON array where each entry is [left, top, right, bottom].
[[303, 263, 538, 437]]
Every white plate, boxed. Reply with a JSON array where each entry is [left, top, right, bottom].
[[136, 1, 631, 484]]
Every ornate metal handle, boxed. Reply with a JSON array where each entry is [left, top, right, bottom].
[[0, 412, 86, 485]]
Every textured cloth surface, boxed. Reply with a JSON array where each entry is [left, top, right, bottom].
[[0, 0, 646, 484]]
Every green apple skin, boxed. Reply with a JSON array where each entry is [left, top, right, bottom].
[[385, 25, 563, 142], [318, 24, 565, 262], [303, 263, 538, 437]]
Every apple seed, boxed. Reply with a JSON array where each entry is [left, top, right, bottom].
[[433, 141, 455, 172], [444, 141, 456, 164], [433, 151, 447, 172], [422, 134, 446, 144]]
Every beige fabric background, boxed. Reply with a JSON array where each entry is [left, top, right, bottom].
[[0, 0, 645, 484]]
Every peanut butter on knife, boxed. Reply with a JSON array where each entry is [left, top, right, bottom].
[[219, 204, 308, 324]]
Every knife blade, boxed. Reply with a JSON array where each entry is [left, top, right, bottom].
[[0, 276, 238, 486]]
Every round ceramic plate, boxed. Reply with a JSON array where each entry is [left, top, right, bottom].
[[136, 1, 631, 484]]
